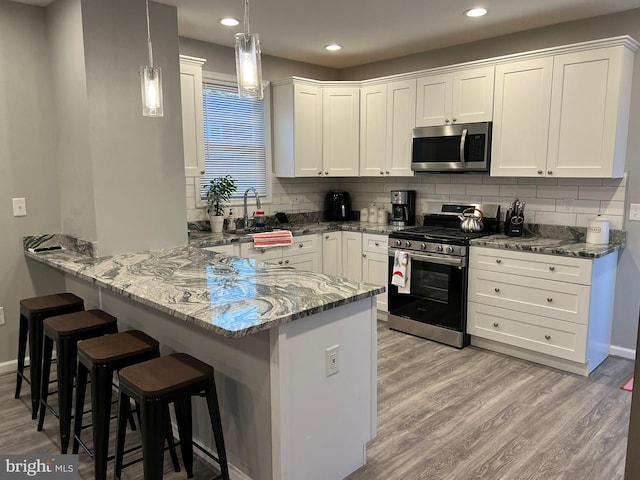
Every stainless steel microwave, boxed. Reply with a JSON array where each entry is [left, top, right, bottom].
[[411, 122, 492, 173]]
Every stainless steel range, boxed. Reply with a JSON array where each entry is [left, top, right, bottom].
[[387, 203, 500, 348]]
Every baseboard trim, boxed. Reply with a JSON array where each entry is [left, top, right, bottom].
[[0, 358, 18, 376], [610, 345, 636, 360]]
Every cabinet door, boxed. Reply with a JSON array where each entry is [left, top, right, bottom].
[[416, 73, 452, 127], [386, 79, 416, 177], [322, 232, 343, 277], [180, 58, 206, 177], [491, 58, 553, 177], [323, 87, 360, 176], [283, 252, 321, 272], [547, 46, 631, 178], [360, 84, 388, 177], [342, 232, 362, 281], [203, 244, 239, 256], [362, 251, 388, 313], [240, 243, 284, 262], [294, 83, 323, 177], [452, 66, 495, 123]]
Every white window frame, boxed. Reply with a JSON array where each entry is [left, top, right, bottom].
[[198, 71, 272, 209]]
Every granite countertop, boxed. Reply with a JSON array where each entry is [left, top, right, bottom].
[[470, 233, 624, 258], [23, 239, 384, 338]]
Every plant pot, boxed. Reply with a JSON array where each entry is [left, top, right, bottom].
[[210, 215, 225, 233]]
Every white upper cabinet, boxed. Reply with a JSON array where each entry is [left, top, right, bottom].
[[547, 46, 633, 178], [273, 79, 359, 177], [491, 58, 553, 177], [492, 41, 635, 178], [416, 66, 494, 127], [179, 56, 206, 177], [360, 79, 416, 177]]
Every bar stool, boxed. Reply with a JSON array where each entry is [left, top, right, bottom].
[[72, 330, 180, 480], [15, 293, 84, 419], [38, 309, 118, 453], [114, 353, 230, 480]]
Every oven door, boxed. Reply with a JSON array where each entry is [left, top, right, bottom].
[[388, 248, 466, 332]]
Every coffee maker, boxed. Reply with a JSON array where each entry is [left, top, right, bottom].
[[390, 190, 416, 226]]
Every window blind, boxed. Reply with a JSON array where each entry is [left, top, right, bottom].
[[200, 80, 267, 200]]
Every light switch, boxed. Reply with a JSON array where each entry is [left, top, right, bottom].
[[630, 204, 640, 222], [12, 198, 27, 217]]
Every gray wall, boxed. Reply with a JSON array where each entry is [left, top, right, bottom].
[[0, 1, 65, 364], [339, 8, 640, 352]]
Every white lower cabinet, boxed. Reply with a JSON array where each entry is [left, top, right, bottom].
[[342, 232, 363, 281], [203, 244, 240, 256], [362, 234, 388, 314], [240, 234, 321, 273], [322, 232, 343, 277], [467, 246, 618, 376]]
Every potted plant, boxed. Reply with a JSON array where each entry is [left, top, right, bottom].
[[206, 175, 237, 233]]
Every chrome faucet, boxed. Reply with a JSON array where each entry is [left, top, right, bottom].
[[243, 187, 261, 227]]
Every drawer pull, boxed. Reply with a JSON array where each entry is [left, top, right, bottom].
[[374, 242, 379, 246], [492, 322, 499, 328], [545, 335, 551, 340], [284, 260, 290, 265], [325, 235, 330, 239], [260, 248, 266, 254], [547, 297, 553, 303], [298, 243, 303, 248], [496, 259, 502, 264], [494, 287, 500, 293], [549, 266, 555, 271], [362, 253, 367, 258], [278, 260, 283, 265]]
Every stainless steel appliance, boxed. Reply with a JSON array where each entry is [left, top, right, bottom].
[[387, 203, 500, 348], [324, 190, 352, 221], [390, 190, 416, 226], [411, 122, 492, 173]]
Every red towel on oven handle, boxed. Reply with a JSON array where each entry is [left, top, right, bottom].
[[251, 231, 294, 249]]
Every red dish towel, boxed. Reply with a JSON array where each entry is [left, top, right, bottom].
[[251, 230, 293, 249]]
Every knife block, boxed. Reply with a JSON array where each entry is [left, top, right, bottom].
[[505, 214, 524, 237]]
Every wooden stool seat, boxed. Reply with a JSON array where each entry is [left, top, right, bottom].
[[115, 353, 230, 480], [16, 292, 84, 419], [72, 331, 180, 480], [38, 310, 118, 454]]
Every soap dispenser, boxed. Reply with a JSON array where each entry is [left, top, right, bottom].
[[227, 209, 236, 232]]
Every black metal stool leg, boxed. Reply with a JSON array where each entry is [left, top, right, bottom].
[[164, 405, 181, 473], [205, 379, 230, 480], [91, 364, 114, 480], [15, 314, 28, 399], [37, 335, 54, 431], [175, 396, 194, 477], [29, 314, 44, 420], [114, 391, 130, 480], [72, 362, 89, 454], [140, 398, 167, 480], [57, 337, 78, 454]]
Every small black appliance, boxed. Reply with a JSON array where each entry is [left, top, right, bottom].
[[324, 190, 352, 221], [390, 190, 416, 226]]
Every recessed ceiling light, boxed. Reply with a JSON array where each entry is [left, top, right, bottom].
[[464, 7, 487, 17], [325, 44, 342, 52], [219, 17, 240, 27]]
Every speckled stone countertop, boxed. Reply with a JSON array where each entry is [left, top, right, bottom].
[[470, 230, 625, 258], [23, 240, 384, 338]]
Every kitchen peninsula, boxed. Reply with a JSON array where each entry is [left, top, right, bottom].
[[24, 235, 383, 480]]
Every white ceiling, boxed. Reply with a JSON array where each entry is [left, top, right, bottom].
[[15, 0, 640, 68]]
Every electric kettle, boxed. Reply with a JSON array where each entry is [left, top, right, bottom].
[[458, 208, 485, 233]]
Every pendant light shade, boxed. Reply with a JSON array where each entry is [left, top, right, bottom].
[[235, 0, 263, 99], [141, 0, 164, 117]]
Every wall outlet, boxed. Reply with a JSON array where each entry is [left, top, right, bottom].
[[630, 203, 640, 222], [325, 345, 339, 377], [0, 307, 4, 325], [12, 198, 27, 217]]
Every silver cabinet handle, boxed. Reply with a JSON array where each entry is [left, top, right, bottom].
[[547, 297, 553, 303], [452, 117, 457, 123], [318, 171, 322, 175], [325, 235, 330, 239], [445, 118, 450, 123], [545, 335, 551, 340], [325, 171, 329, 175], [298, 243, 303, 248], [538, 170, 543, 175], [549, 266, 555, 271], [278, 260, 283, 265], [494, 287, 500, 293], [385, 171, 390, 174], [200, 170, 206, 175], [362, 253, 367, 258], [374, 242, 379, 246], [379, 171, 384, 175], [496, 259, 502, 264], [259, 248, 266, 254], [493, 322, 499, 327], [284, 260, 289, 265], [547, 170, 553, 175]]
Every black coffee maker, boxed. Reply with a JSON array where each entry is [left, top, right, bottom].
[[390, 190, 416, 226], [325, 190, 352, 221]]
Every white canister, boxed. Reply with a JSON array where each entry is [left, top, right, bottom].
[[377, 208, 389, 225], [368, 205, 377, 223], [586, 215, 610, 244], [360, 207, 369, 223]]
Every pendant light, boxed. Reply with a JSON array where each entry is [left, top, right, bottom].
[[140, 0, 164, 117], [234, 0, 263, 99]]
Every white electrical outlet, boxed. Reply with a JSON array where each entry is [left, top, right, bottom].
[[630, 203, 640, 222], [12, 198, 27, 217], [0, 307, 5, 325], [325, 345, 339, 377]]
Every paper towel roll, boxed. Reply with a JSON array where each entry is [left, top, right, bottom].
[[586, 215, 610, 244]]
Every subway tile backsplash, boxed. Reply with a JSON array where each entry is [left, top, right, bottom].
[[186, 173, 627, 230]]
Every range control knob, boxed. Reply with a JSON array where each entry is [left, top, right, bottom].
[[403, 241, 411, 248], [436, 245, 444, 252], [445, 246, 454, 254], [420, 243, 427, 250], [395, 240, 402, 247]]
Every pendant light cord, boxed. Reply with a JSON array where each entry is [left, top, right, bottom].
[[243, 0, 250, 36], [145, 0, 154, 67]]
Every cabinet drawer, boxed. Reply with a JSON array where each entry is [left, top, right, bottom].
[[203, 244, 238, 256], [468, 268, 590, 324], [362, 233, 388, 254], [282, 234, 319, 255], [470, 247, 592, 285], [240, 243, 284, 261], [467, 302, 587, 363]]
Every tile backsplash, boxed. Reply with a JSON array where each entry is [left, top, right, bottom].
[[186, 173, 627, 229]]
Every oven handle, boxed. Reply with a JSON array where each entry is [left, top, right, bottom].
[[388, 248, 464, 267]]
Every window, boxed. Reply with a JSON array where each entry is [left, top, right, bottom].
[[200, 73, 271, 202]]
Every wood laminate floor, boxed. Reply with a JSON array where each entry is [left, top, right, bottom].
[[0, 322, 634, 480]]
